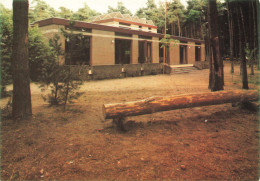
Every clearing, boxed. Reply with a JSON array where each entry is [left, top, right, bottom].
[[1, 62, 259, 180]]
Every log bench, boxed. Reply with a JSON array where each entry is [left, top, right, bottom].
[[103, 90, 258, 131]]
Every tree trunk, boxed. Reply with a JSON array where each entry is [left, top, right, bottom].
[[177, 14, 181, 37], [190, 24, 192, 38], [173, 23, 176, 36], [237, 3, 249, 89], [251, 0, 257, 73], [205, 22, 212, 89], [249, 1, 254, 75], [251, 63, 254, 75], [240, 6, 247, 43], [171, 23, 174, 35], [199, 16, 203, 40], [255, 1, 260, 70], [193, 23, 195, 38], [103, 90, 258, 119], [208, 44, 213, 89], [12, 0, 32, 119], [208, 0, 224, 91], [227, 1, 234, 73]]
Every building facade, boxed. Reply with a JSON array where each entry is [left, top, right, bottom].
[[34, 13, 206, 79]]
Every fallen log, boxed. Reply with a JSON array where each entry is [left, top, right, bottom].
[[103, 90, 258, 120]]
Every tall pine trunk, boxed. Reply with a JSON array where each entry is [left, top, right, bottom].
[[237, 3, 249, 89], [208, 0, 224, 91], [12, 0, 32, 119], [199, 16, 203, 40], [255, 0, 260, 70], [177, 15, 181, 37], [227, 1, 234, 73], [251, 0, 257, 73], [250, 1, 255, 75], [171, 23, 174, 35]]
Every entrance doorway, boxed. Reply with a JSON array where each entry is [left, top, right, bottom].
[[159, 43, 170, 64], [138, 41, 152, 63], [115, 39, 131, 64], [195, 43, 201, 61], [180, 42, 187, 64]]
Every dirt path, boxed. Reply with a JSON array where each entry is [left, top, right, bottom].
[[1, 62, 259, 180]]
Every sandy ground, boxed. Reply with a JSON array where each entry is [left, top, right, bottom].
[[1, 62, 259, 180]]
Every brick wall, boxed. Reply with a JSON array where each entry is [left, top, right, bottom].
[[124, 64, 142, 77], [67, 63, 162, 80]]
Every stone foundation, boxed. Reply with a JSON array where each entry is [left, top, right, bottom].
[[66, 63, 162, 81]]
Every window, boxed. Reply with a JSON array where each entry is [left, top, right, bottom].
[[138, 41, 152, 63], [159, 43, 169, 64], [115, 39, 131, 64], [195, 43, 201, 61], [65, 35, 91, 65], [180, 41, 187, 64], [138, 41, 145, 63]]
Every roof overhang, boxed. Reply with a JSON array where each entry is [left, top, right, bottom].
[[91, 18, 157, 29], [34, 18, 205, 43]]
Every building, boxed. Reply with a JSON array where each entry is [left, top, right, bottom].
[[34, 12, 206, 80]]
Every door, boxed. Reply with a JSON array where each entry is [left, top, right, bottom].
[[115, 39, 131, 64]]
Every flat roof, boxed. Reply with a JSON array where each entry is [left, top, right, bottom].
[[34, 18, 205, 43], [90, 12, 156, 29], [91, 18, 157, 29]]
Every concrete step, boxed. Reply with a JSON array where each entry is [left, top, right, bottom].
[[170, 65, 199, 74]]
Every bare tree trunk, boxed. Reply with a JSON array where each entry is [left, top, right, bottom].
[[240, 6, 247, 43], [227, 1, 234, 73], [237, 3, 249, 89], [192, 24, 194, 38], [249, 1, 254, 75], [208, 45, 213, 89], [251, 61, 254, 75], [199, 16, 203, 40], [208, 0, 224, 91], [173, 23, 176, 36], [171, 23, 174, 35], [251, 0, 257, 74], [12, 0, 32, 119], [177, 14, 181, 37], [205, 23, 212, 89], [193, 23, 196, 38], [257, 0, 260, 70], [190, 24, 193, 38]]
